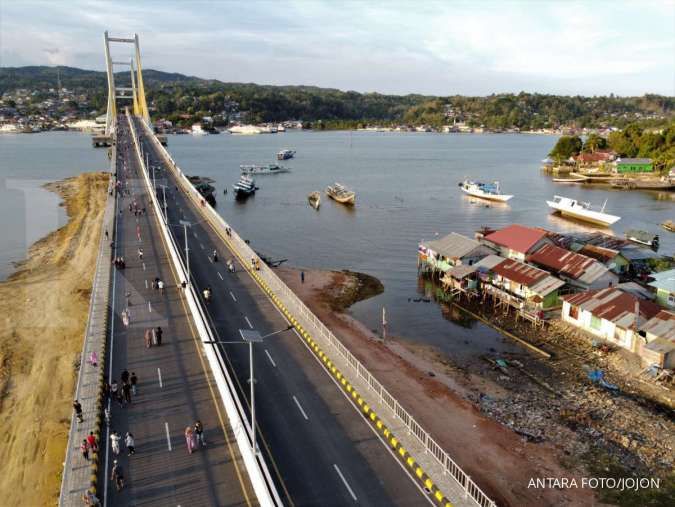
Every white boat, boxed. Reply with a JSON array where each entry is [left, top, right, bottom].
[[546, 195, 621, 226], [228, 125, 264, 135], [326, 182, 356, 205], [233, 174, 256, 198], [240, 164, 290, 175], [277, 124, 286, 132], [0, 124, 19, 134], [276, 149, 295, 160], [191, 124, 208, 135], [459, 180, 513, 202]]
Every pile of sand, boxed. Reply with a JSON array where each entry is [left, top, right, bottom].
[[0, 172, 108, 505]]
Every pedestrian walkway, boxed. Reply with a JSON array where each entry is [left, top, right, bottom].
[[59, 175, 116, 507]]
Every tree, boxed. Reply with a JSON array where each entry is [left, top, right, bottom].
[[582, 133, 607, 153], [549, 136, 582, 161]]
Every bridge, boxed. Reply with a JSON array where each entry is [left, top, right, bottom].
[[59, 32, 496, 507]]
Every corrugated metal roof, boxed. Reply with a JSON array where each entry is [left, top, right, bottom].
[[483, 224, 548, 254], [422, 232, 490, 260], [563, 288, 661, 329], [528, 243, 611, 284], [648, 269, 675, 293], [447, 264, 476, 279], [617, 158, 652, 164], [491, 258, 564, 296], [640, 310, 675, 341], [473, 254, 505, 270]]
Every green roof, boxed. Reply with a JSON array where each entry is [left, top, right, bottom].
[[649, 269, 675, 293]]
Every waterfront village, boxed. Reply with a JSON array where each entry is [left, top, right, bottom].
[[419, 224, 675, 376]]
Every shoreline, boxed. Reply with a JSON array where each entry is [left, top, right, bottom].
[[0, 172, 109, 505], [276, 265, 675, 506]]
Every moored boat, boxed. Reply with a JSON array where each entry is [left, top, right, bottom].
[[625, 229, 659, 250], [552, 176, 587, 183], [277, 149, 295, 160], [661, 220, 675, 232], [326, 182, 356, 205], [240, 163, 290, 175], [458, 180, 513, 202], [546, 195, 621, 227], [233, 174, 256, 199], [308, 191, 321, 210]]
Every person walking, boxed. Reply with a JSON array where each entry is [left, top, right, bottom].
[[122, 382, 132, 404], [125, 432, 136, 456], [73, 400, 83, 423], [86, 431, 98, 452], [111, 460, 124, 491], [194, 420, 206, 447], [301, 271, 305, 284], [110, 380, 119, 402], [110, 431, 121, 456], [89, 350, 98, 367], [121, 308, 130, 327], [155, 326, 163, 346], [104, 229, 109, 240], [137, 248, 143, 261], [80, 439, 90, 461], [121, 369, 129, 384], [158, 279, 165, 295], [144, 328, 153, 349], [184, 426, 196, 454], [130, 372, 138, 395]]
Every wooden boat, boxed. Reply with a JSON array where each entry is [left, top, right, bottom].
[[552, 176, 587, 183], [458, 180, 513, 202], [662, 220, 675, 232], [546, 195, 621, 226], [625, 229, 659, 250], [308, 191, 320, 210], [326, 182, 356, 205]]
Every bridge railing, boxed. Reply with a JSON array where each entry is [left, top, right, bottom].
[[140, 120, 496, 507], [126, 113, 283, 507]]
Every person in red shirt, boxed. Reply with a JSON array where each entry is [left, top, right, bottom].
[[86, 432, 98, 452]]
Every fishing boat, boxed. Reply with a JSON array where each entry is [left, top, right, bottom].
[[625, 229, 659, 250], [661, 220, 675, 232], [325, 182, 356, 205], [308, 191, 321, 210], [277, 149, 295, 160], [240, 163, 290, 175], [458, 180, 513, 202], [546, 195, 621, 227], [233, 174, 256, 199]]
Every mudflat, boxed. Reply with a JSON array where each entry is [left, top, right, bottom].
[[0, 172, 108, 505]]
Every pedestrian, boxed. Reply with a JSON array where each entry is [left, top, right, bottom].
[[110, 380, 119, 401], [89, 350, 98, 367], [194, 420, 206, 447], [81, 490, 101, 506], [184, 426, 196, 454], [73, 399, 83, 423], [86, 431, 98, 452], [104, 407, 111, 426], [130, 372, 138, 395], [137, 248, 143, 260], [121, 308, 130, 327], [111, 460, 124, 491], [181, 280, 187, 290], [155, 326, 163, 346], [301, 271, 305, 284], [121, 369, 129, 384], [80, 439, 90, 461], [158, 279, 165, 295], [125, 432, 136, 455], [144, 328, 153, 348], [153, 277, 160, 290], [102, 382, 111, 402], [256, 259, 261, 271], [104, 229, 109, 240], [122, 382, 132, 404], [110, 431, 121, 455]]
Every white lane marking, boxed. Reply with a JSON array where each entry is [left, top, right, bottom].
[[292, 395, 308, 420], [244, 316, 253, 329], [142, 262, 146, 271], [157, 367, 163, 387], [264, 349, 276, 368], [148, 301, 152, 313], [217, 272, 224, 280], [334, 464, 357, 501], [230, 291, 237, 302], [199, 243, 204, 250], [193, 232, 197, 238], [145, 279, 148, 289], [164, 422, 172, 451]]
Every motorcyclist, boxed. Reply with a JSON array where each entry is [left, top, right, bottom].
[[212, 250, 218, 263], [203, 286, 212, 304]]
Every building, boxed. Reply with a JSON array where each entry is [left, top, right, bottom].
[[615, 158, 653, 173], [639, 310, 675, 368], [574, 150, 615, 167], [648, 269, 675, 308], [561, 288, 661, 356], [482, 224, 551, 261], [418, 233, 495, 273], [527, 243, 618, 290], [576, 244, 629, 274]]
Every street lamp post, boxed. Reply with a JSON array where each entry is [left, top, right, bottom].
[[179, 219, 191, 284], [158, 184, 168, 223]]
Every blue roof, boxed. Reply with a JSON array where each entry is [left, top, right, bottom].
[[648, 269, 675, 293]]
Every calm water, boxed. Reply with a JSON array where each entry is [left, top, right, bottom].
[[0, 132, 108, 279], [2, 131, 673, 359]]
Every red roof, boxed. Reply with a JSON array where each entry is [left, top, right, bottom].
[[484, 224, 548, 254], [491, 259, 548, 286], [578, 244, 621, 263], [574, 151, 614, 163], [562, 288, 661, 328], [528, 243, 595, 280]]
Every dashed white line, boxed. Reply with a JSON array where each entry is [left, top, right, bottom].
[[244, 316, 253, 329], [145, 279, 148, 289], [292, 395, 309, 420], [193, 232, 198, 238], [200, 243, 204, 250], [230, 291, 237, 302], [148, 301, 152, 313], [217, 272, 224, 280], [164, 422, 172, 451], [142, 262, 146, 271], [334, 464, 357, 501], [157, 367, 163, 387], [264, 349, 276, 368]]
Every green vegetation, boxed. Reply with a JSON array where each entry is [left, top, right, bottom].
[[549, 135, 583, 161], [2, 66, 674, 132]]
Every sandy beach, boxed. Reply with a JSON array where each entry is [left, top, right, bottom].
[[0, 172, 108, 505]]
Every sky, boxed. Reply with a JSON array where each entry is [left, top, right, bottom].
[[1, 0, 674, 97]]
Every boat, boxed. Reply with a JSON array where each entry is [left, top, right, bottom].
[[308, 191, 321, 210], [661, 220, 675, 232], [228, 125, 264, 135], [277, 124, 286, 132], [240, 163, 290, 175], [458, 180, 513, 202], [552, 176, 587, 183], [0, 124, 19, 134], [546, 195, 621, 226], [625, 229, 659, 250], [325, 183, 356, 205], [191, 124, 208, 135], [276, 149, 295, 160], [233, 174, 256, 198]]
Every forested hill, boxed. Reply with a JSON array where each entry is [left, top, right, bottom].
[[1, 65, 673, 129]]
